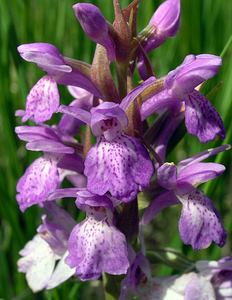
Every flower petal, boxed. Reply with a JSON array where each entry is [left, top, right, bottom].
[[120, 76, 156, 111], [46, 251, 75, 290], [185, 90, 225, 143], [16, 156, 60, 211], [178, 144, 230, 168], [18, 235, 56, 292], [157, 163, 177, 189], [140, 89, 180, 120], [84, 135, 153, 202], [165, 54, 222, 96], [58, 105, 91, 124], [18, 43, 102, 97], [178, 189, 226, 250], [26, 139, 74, 154], [141, 191, 179, 225], [177, 162, 225, 188], [22, 75, 60, 123], [66, 207, 129, 280], [15, 125, 59, 142]]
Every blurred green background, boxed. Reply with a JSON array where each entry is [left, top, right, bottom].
[[0, 0, 232, 299]]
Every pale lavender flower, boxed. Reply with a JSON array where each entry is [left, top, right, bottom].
[[66, 192, 129, 280], [59, 102, 154, 202], [16, 75, 60, 123], [196, 257, 232, 299], [141, 54, 225, 143], [142, 145, 229, 249], [18, 203, 75, 292], [15, 125, 83, 211]]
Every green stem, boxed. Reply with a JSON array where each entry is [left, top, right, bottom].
[[116, 62, 128, 98]]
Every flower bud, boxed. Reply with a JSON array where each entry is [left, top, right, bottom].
[[73, 3, 115, 61], [139, 0, 180, 52]]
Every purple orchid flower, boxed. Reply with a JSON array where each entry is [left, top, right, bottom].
[[120, 252, 215, 300], [15, 125, 83, 211], [59, 101, 154, 202], [58, 86, 94, 136], [65, 191, 129, 280], [196, 257, 232, 299], [141, 54, 225, 143], [73, 3, 115, 61], [142, 145, 230, 250], [18, 203, 75, 292], [17, 43, 102, 97], [16, 75, 60, 123]]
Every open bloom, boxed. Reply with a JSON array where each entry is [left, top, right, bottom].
[[141, 54, 225, 143], [66, 191, 129, 280], [142, 145, 229, 249], [18, 203, 75, 292], [59, 101, 154, 202], [15, 125, 83, 211]]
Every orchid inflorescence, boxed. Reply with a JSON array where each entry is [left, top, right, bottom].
[[15, 0, 231, 299]]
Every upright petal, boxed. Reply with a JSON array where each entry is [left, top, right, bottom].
[[84, 135, 153, 202], [185, 90, 225, 143], [178, 144, 230, 168], [18, 235, 56, 292], [177, 162, 225, 188], [21, 76, 60, 123], [90, 102, 128, 140], [165, 54, 222, 97], [18, 43, 102, 97], [17, 43, 70, 72], [16, 156, 60, 211], [178, 189, 226, 250], [66, 207, 129, 280], [73, 3, 115, 61]]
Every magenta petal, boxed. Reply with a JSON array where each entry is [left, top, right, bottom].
[[165, 54, 222, 96], [47, 188, 82, 201], [15, 125, 59, 142], [141, 191, 179, 225], [140, 89, 180, 120], [178, 189, 227, 250], [150, 0, 180, 36], [66, 207, 129, 280], [26, 139, 74, 154], [120, 76, 156, 111], [58, 105, 91, 124], [16, 156, 60, 211], [178, 144, 230, 168], [143, 0, 180, 52], [75, 190, 113, 210], [84, 135, 154, 202], [157, 163, 177, 190], [185, 90, 225, 143], [22, 75, 60, 123], [90, 102, 128, 139], [177, 162, 225, 188], [18, 43, 102, 97], [17, 43, 70, 71]]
